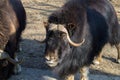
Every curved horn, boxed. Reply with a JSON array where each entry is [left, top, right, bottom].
[[58, 24, 85, 46], [0, 50, 23, 65], [47, 24, 85, 46]]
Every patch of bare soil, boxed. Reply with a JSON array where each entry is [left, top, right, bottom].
[[10, 0, 120, 79]]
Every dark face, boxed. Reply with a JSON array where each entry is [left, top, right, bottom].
[[44, 23, 82, 67], [45, 30, 69, 67]]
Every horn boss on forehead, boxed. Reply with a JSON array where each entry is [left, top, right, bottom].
[[48, 23, 85, 47]]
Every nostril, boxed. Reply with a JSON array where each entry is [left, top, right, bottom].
[[45, 56, 53, 64], [45, 56, 50, 61], [46, 60, 54, 64]]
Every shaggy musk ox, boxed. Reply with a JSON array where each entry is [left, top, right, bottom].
[[44, 0, 120, 80], [0, 0, 26, 79]]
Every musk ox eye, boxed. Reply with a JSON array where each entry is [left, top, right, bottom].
[[56, 31, 66, 38], [47, 38, 55, 45]]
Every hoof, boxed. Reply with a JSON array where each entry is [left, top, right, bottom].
[[117, 59, 120, 64], [19, 47, 22, 52], [14, 64, 22, 74], [93, 60, 100, 65], [14, 56, 22, 74], [17, 47, 22, 52]]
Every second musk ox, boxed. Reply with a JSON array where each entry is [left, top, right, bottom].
[[0, 0, 26, 80], [44, 0, 120, 80]]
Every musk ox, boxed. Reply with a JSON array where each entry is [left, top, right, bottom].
[[0, 0, 26, 79], [44, 0, 120, 80]]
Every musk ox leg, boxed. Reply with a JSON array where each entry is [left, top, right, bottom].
[[80, 67, 89, 80], [115, 44, 120, 63], [16, 37, 22, 52], [16, 43, 22, 52], [4, 37, 23, 78], [93, 52, 103, 65], [65, 75, 74, 80], [13, 55, 22, 74]]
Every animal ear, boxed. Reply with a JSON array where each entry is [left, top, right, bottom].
[[43, 22, 49, 27], [67, 23, 75, 27], [62, 32, 66, 37], [59, 31, 66, 38], [66, 23, 76, 31]]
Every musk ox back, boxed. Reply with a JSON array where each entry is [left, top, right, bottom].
[[0, 0, 26, 79], [44, 0, 120, 80]]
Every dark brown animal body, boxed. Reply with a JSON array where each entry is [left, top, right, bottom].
[[0, 0, 26, 79], [87, 0, 120, 64], [44, 0, 120, 80]]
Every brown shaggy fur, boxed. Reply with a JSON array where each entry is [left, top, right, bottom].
[[0, 0, 26, 79]]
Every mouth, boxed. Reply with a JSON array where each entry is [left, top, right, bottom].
[[46, 60, 58, 67]]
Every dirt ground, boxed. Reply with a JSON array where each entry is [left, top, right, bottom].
[[10, 0, 120, 80]]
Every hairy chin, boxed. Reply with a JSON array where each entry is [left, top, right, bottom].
[[53, 56, 80, 78]]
